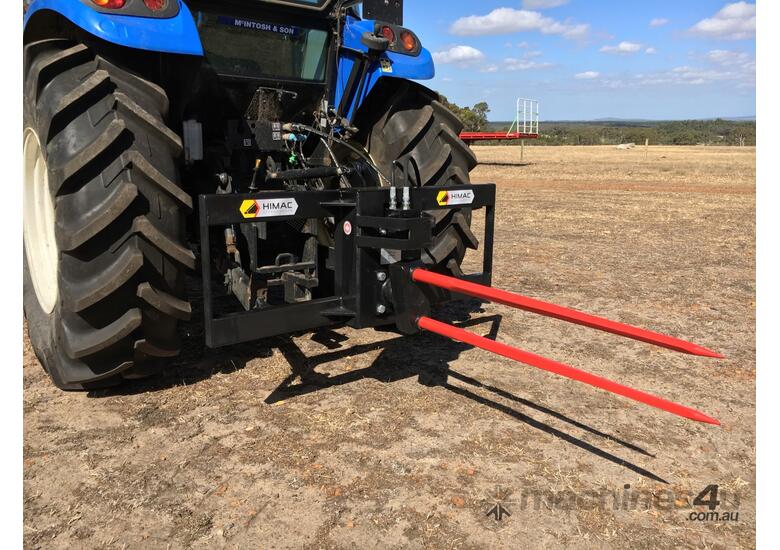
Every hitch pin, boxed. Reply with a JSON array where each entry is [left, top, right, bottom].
[[249, 159, 262, 192]]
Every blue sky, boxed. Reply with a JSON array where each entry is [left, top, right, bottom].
[[401, 1, 756, 120]]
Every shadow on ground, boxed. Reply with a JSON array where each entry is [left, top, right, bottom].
[[477, 161, 533, 167], [88, 297, 665, 483]]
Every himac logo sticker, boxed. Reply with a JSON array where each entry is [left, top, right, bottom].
[[240, 198, 299, 219], [436, 189, 475, 207]]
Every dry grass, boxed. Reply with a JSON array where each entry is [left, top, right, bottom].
[[24, 146, 755, 549], [475, 145, 755, 192]]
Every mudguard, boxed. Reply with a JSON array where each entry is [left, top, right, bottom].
[[23, 0, 204, 56], [336, 16, 435, 122]]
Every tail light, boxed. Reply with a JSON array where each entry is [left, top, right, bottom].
[[143, 0, 167, 10], [373, 23, 421, 56], [400, 31, 417, 52], [91, 0, 126, 8], [380, 26, 396, 45]]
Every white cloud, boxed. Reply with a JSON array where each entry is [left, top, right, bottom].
[[600, 41, 642, 54], [707, 49, 752, 66], [450, 8, 589, 39], [432, 45, 485, 65], [522, 0, 568, 8], [504, 58, 554, 71], [633, 62, 754, 87], [588, 47, 755, 90], [481, 65, 500, 73], [575, 71, 600, 79], [645, 47, 657, 54], [690, 2, 755, 40], [649, 18, 669, 27], [600, 79, 627, 89], [524, 50, 543, 58], [517, 41, 530, 48]]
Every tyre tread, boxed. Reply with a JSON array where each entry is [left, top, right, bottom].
[[362, 81, 477, 269], [24, 41, 191, 387]]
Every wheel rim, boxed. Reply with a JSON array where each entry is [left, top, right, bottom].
[[23, 128, 58, 314]]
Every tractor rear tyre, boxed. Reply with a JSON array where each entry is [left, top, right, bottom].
[[356, 79, 480, 274], [23, 39, 193, 389]]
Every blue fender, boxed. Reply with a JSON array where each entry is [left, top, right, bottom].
[[24, 0, 204, 56], [336, 16, 435, 122]]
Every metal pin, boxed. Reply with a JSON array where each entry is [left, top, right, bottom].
[[402, 186, 411, 210], [389, 186, 397, 210]]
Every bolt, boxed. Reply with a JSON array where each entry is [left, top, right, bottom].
[[376, 304, 387, 315], [376, 272, 388, 282], [217, 172, 231, 187]]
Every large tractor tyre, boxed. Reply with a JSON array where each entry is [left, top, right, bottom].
[[356, 79, 480, 274], [23, 39, 194, 390]]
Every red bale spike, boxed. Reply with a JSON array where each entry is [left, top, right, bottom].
[[417, 316, 720, 425], [412, 269, 723, 359]]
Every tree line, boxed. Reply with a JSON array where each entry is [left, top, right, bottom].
[[506, 119, 756, 146], [441, 97, 755, 146], [439, 96, 492, 133]]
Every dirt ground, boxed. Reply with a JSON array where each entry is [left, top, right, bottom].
[[24, 145, 756, 549]]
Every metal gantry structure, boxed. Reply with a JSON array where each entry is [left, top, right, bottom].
[[460, 98, 539, 144]]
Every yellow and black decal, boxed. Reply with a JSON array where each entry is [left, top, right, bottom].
[[436, 189, 475, 207], [239, 198, 299, 219]]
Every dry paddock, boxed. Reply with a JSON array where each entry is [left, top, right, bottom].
[[24, 145, 756, 549]]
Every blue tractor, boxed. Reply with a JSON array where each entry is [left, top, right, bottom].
[[22, 0, 490, 389]]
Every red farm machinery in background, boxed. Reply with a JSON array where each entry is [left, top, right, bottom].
[[460, 98, 540, 145]]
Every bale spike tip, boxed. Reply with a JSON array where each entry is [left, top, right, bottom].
[[417, 316, 719, 425]]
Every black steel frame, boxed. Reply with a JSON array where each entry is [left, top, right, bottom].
[[198, 184, 496, 348]]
